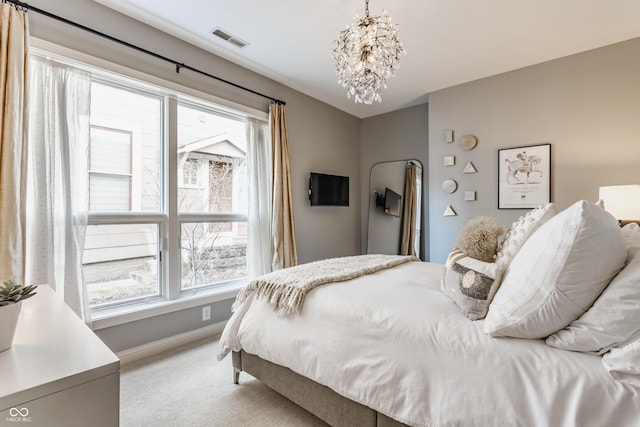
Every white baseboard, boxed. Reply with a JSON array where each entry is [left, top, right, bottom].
[[117, 321, 226, 365]]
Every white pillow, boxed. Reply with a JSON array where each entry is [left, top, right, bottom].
[[602, 338, 640, 389], [484, 200, 627, 339], [546, 223, 640, 353], [494, 203, 557, 269]]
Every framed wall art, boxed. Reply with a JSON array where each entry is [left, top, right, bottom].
[[498, 143, 551, 209]]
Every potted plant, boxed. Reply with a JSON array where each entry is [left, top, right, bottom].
[[0, 280, 37, 352]]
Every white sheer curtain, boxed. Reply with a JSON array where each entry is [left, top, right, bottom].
[[0, 4, 29, 283], [246, 117, 272, 277], [25, 56, 91, 322]]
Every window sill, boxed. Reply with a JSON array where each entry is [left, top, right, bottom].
[[90, 280, 247, 331]]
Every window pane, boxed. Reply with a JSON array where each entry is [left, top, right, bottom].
[[90, 81, 162, 212], [89, 174, 131, 211], [181, 222, 247, 290], [177, 103, 247, 214], [83, 224, 160, 306], [90, 126, 131, 174]]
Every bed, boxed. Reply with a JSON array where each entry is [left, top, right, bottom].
[[217, 201, 640, 426]]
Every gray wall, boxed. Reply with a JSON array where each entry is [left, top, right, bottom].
[[289, 98, 362, 263], [428, 37, 640, 263], [97, 299, 233, 353], [360, 104, 430, 260], [27, 0, 360, 351]]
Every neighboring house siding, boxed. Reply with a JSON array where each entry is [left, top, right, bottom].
[[84, 224, 157, 264]]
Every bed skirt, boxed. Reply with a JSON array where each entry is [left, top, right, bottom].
[[232, 350, 408, 427]]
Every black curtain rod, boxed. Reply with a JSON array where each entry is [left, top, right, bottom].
[[7, 0, 286, 105]]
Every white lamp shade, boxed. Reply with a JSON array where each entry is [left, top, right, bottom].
[[599, 185, 640, 220]]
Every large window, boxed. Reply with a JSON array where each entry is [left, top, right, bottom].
[[52, 58, 262, 310]]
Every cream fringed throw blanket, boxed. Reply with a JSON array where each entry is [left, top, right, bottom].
[[234, 254, 419, 316]]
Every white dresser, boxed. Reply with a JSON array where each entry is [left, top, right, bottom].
[[0, 285, 120, 426]]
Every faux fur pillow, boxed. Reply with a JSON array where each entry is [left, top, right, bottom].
[[455, 217, 504, 262]]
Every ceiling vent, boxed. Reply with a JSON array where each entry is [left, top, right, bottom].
[[210, 28, 249, 48]]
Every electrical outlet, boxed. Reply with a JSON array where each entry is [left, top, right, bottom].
[[202, 306, 211, 322]]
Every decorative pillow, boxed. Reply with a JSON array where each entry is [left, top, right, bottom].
[[546, 223, 640, 353], [484, 200, 627, 339], [602, 337, 640, 389], [494, 203, 557, 269], [454, 217, 503, 262], [441, 249, 503, 320]]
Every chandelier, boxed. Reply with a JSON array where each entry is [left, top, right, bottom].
[[332, 0, 406, 104]]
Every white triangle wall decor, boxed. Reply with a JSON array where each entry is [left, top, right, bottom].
[[463, 162, 477, 174], [443, 205, 457, 216]]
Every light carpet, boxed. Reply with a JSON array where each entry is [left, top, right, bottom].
[[120, 336, 329, 426]]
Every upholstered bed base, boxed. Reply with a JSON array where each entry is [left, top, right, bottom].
[[232, 350, 408, 427]]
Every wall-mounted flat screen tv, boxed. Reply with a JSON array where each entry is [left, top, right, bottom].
[[384, 187, 401, 217], [309, 172, 349, 206]]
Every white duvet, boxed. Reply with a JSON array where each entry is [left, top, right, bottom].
[[217, 261, 640, 427]]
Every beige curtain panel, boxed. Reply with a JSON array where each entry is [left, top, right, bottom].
[[269, 103, 298, 270], [400, 163, 417, 256], [0, 4, 29, 283]]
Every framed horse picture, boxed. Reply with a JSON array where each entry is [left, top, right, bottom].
[[498, 143, 551, 209]]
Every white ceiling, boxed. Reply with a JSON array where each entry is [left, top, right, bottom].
[[94, 0, 640, 119]]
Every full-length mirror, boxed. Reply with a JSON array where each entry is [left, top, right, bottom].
[[367, 160, 423, 258]]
